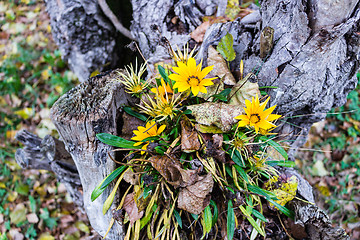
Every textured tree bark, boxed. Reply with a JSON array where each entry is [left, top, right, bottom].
[[17, 0, 360, 239], [44, 0, 118, 82], [50, 70, 135, 238]]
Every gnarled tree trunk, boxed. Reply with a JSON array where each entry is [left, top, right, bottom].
[[16, 0, 360, 239]]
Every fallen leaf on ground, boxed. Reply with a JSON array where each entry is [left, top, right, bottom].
[[177, 173, 214, 214], [122, 192, 144, 224], [149, 155, 198, 188], [190, 21, 211, 42], [187, 102, 244, 132], [181, 117, 201, 153], [228, 73, 260, 106]]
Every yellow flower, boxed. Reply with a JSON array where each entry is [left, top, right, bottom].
[[116, 60, 150, 94], [169, 57, 216, 96], [234, 94, 281, 133], [131, 121, 166, 153], [138, 91, 182, 121], [150, 79, 173, 102], [170, 44, 196, 63]]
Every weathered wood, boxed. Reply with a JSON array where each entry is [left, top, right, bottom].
[[197, 0, 360, 158], [15, 130, 83, 208], [50, 70, 134, 238], [44, 0, 118, 82], [21, 0, 359, 238]]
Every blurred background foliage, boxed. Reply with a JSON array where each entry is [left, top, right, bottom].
[[0, 0, 359, 239]]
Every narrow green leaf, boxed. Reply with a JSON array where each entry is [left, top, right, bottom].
[[124, 106, 147, 122], [191, 213, 199, 221], [252, 209, 268, 222], [204, 205, 212, 234], [173, 209, 182, 229], [158, 65, 169, 82], [267, 160, 295, 168], [234, 165, 249, 183], [217, 32, 236, 62], [103, 173, 123, 214], [247, 184, 277, 199], [247, 216, 265, 237], [96, 133, 140, 149], [260, 136, 288, 160], [210, 200, 218, 227], [91, 166, 128, 201], [140, 209, 154, 229], [266, 198, 295, 218], [230, 149, 245, 167], [227, 200, 235, 240], [212, 88, 232, 102]]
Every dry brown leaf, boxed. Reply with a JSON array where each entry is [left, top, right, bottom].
[[123, 169, 139, 185], [180, 118, 201, 153], [207, 46, 237, 86], [122, 192, 144, 224], [190, 21, 211, 43], [187, 102, 244, 132], [228, 73, 260, 106], [177, 173, 214, 215], [149, 155, 198, 188]]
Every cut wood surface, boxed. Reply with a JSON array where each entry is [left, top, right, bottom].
[[50, 70, 134, 238]]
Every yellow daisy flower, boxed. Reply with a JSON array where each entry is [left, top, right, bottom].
[[170, 43, 196, 63], [150, 79, 173, 102], [234, 94, 281, 133], [169, 57, 216, 96], [131, 121, 166, 153], [116, 60, 150, 95]]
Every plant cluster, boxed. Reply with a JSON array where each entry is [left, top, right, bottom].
[[93, 38, 298, 240]]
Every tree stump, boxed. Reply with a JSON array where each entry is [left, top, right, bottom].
[[50, 70, 134, 238], [16, 0, 360, 239]]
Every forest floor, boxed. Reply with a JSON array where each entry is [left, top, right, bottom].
[[0, 1, 359, 240]]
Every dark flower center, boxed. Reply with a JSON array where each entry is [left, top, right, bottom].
[[250, 114, 261, 124]]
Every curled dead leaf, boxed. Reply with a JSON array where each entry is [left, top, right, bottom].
[[208, 46, 236, 86], [190, 21, 211, 43], [149, 155, 198, 188], [228, 73, 260, 106], [123, 169, 139, 185], [187, 102, 244, 132], [123, 192, 144, 224], [177, 173, 214, 215], [181, 117, 201, 153]]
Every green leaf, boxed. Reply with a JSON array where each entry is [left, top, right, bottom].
[[191, 213, 199, 221], [124, 106, 147, 122], [29, 196, 36, 213], [230, 149, 245, 167], [212, 88, 232, 102], [260, 136, 288, 160], [247, 216, 265, 237], [210, 200, 218, 227], [227, 200, 235, 240], [96, 133, 140, 149], [173, 209, 182, 229], [252, 209, 268, 222], [247, 184, 277, 199], [204, 205, 212, 234], [266, 198, 295, 218], [91, 166, 128, 201], [267, 160, 295, 168], [217, 32, 236, 62], [234, 165, 249, 183], [103, 173, 124, 214], [158, 65, 169, 82]]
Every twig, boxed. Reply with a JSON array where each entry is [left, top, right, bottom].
[[97, 0, 135, 40]]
